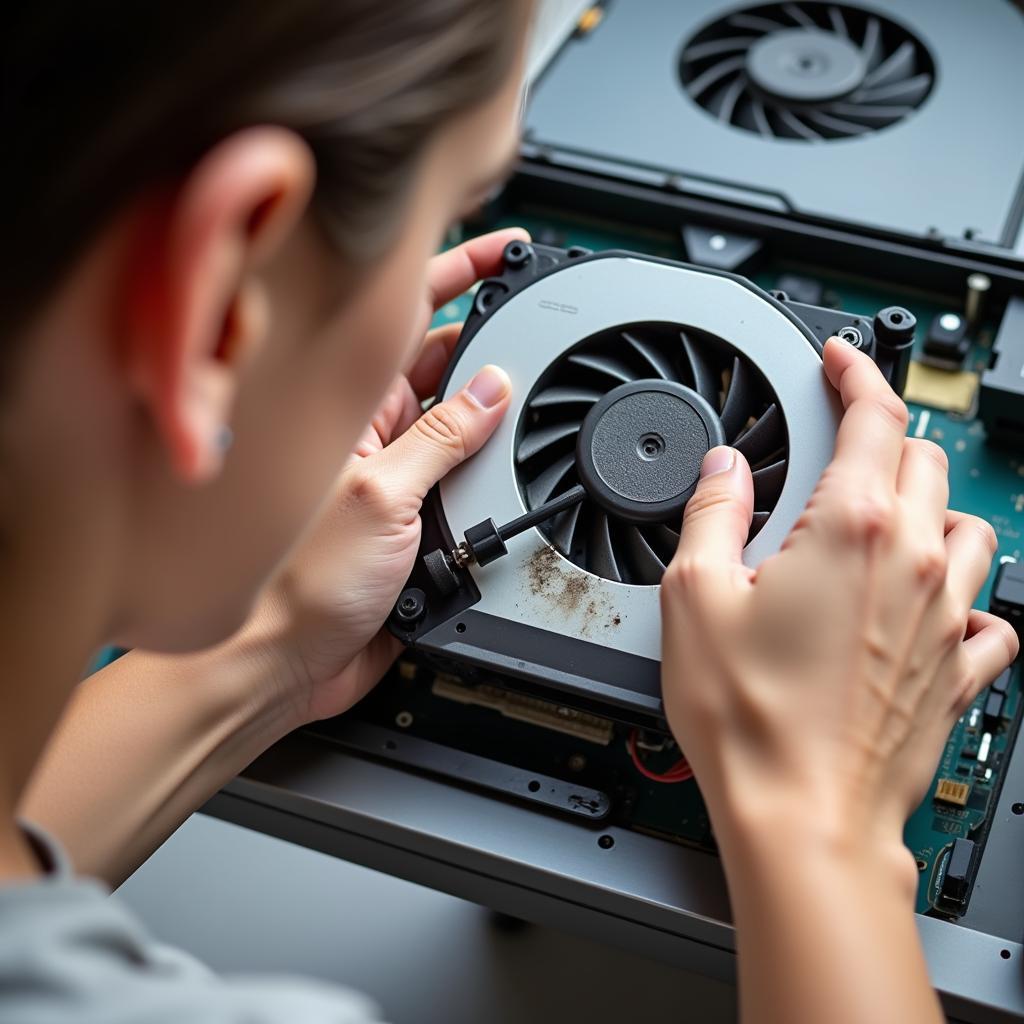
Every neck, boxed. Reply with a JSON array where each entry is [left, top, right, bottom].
[[0, 531, 112, 881]]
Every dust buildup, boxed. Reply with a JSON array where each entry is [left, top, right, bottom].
[[526, 546, 622, 634]]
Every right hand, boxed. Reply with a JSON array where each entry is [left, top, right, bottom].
[[660, 337, 1018, 883]]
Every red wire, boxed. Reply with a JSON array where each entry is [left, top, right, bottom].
[[627, 729, 693, 783]]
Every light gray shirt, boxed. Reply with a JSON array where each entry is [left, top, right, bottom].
[[0, 822, 383, 1023]]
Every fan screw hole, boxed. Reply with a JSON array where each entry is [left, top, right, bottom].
[[394, 587, 426, 626], [527, 780, 541, 792], [384, 739, 397, 751], [395, 711, 414, 729], [637, 432, 666, 461], [837, 326, 864, 349], [503, 241, 534, 269], [455, 621, 466, 634], [1012, 802, 1024, 815], [1001, 949, 1012, 960], [598, 834, 615, 850]]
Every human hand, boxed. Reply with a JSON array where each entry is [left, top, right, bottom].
[[247, 228, 526, 724], [660, 337, 1019, 883]]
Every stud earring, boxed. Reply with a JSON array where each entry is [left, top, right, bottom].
[[215, 425, 234, 453]]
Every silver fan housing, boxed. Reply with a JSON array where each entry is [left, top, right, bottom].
[[438, 255, 841, 662]]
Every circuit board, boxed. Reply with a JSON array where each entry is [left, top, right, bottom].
[[328, 205, 1024, 920]]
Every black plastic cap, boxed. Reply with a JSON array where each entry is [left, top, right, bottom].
[[423, 548, 460, 597], [464, 518, 507, 566], [873, 306, 917, 351]]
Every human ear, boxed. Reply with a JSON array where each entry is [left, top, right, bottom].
[[121, 127, 316, 483]]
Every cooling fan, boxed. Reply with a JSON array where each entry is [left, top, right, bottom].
[[679, 2, 934, 140], [390, 242, 897, 722]]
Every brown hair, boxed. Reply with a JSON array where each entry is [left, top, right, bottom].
[[5, 1, 525, 339]]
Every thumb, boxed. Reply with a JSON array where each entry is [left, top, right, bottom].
[[674, 446, 754, 568], [379, 364, 511, 498]]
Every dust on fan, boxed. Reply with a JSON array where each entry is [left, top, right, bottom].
[[679, 1, 934, 140], [515, 323, 788, 586]]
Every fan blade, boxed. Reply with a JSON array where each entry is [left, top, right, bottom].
[[680, 331, 719, 406], [860, 16, 883, 70], [625, 527, 667, 586], [622, 331, 675, 380], [752, 459, 787, 508], [720, 356, 754, 438], [829, 102, 912, 127], [733, 403, 785, 465], [550, 502, 582, 554], [727, 13, 784, 33], [681, 36, 755, 64], [749, 511, 771, 536], [706, 75, 746, 123], [685, 55, 746, 100], [568, 352, 635, 385], [782, 3, 816, 29], [750, 98, 774, 138], [857, 73, 931, 108], [772, 106, 823, 140], [526, 452, 575, 507], [589, 512, 621, 582], [826, 5, 850, 39], [861, 40, 916, 90], [529, 385, 603, 410], [646, 523, 681, 560], [516, 422, 579, 463], [802, 110, 871, 137]]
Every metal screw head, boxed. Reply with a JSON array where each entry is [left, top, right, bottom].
[[394, 587, 426, 625], [395, 711, 414, 728]]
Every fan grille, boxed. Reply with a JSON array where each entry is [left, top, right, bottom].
[[679, 2, 934, 140], [515, 322, 789, 586]]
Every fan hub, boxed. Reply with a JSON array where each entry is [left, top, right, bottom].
[[576, 380, 725, 525], [746, 27, 866, 104]]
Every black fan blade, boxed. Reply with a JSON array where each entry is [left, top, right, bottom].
[[589, 512, 621, 582], [550, 502, 582, 554], [720, 356, 754, 438], [517, 422, 579, 463], [826, 5, 850, 39], [802, 110, 871, 138], [625, 527, 667, 586], [681, 36, 755, 63], [860, 16, 883, 70], [858, 73, 931, 107], [680, 331, 719, 406], [752, 459, 787, 508], [622, 331, 675, 380], [706, 75, 746, 123], [646, 523, 681, 560], [685, 55, 746, 99], [860, 40, 915, 90], [526, 452, 575, 507], [733, 403, 785, 465], [829, 102, 912, 127], [568, 352, 635, 385], [750, 98, 774, 138], [782, 3, 816, 29], [727, 13, 784, 32], [749, 511, 770, 536], [529, 385, 603, 410], [771, 106, 823, 140]]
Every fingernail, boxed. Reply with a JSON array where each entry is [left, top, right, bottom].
[[700, 446, 735, 479], [829, 334, 851, 347], [466, 365, 509, 408]]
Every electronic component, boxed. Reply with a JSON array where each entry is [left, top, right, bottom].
[[966, 706, 982, 732], [872, 306, 916, 396], [984, 689, 1007, 731], [990, 559, 1024, 639], [980, 297, 1024, 447], [775, 274, 824, 307], [965, 272, 992, 330], [935, 778, 971, 807], [977, 732, 993, 764], [902, 362, 979, 414], [991, 667, 1011, 695], [941, 838, 977, 903], [922, 312, 970, 369], [430, 674, 614, 745]]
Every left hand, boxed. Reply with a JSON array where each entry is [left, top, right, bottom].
[[249, 228, 525, 723]]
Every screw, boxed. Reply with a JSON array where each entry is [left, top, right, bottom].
[[395, 711, 414, 728], [837, 325, 865, 349], [394, 587, 426, 626]]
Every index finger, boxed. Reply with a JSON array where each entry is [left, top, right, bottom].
[[822, 337, 909, 490], [427, 227, 530, 311]]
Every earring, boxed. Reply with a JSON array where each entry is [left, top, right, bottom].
[[216, 425, 234, 453]]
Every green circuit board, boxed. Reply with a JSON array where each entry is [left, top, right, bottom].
[[343, 205, 1024, 918]]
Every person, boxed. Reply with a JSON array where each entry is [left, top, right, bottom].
[[1, 2, 1017, 1022]]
